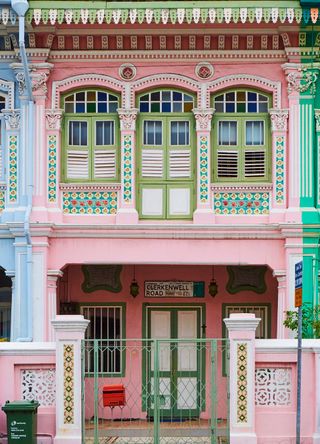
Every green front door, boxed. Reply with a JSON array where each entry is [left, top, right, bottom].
[[138, 115, 195, 219], [147, 308, 202, 418]]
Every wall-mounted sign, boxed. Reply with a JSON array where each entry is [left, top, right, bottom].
[[144, 281, 204, 298]]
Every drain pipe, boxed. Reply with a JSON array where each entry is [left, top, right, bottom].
[[11, 0, 34, 341]]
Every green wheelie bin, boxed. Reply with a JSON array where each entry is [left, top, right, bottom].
[[2, 400, 40, 444]]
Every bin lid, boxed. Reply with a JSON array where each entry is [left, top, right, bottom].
[[2, 400, 40, 412], [103, 384, 125, 392]]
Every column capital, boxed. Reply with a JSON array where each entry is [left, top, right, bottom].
[[315, 109, 320, 133], [11, 62, 53, 98], [192, 108, 215, 131], [224, 313, 261, 333], [118, 108, 139, 131], [269, 109, 289, 132], [2, 109, 21, 130], [52, 315, 89, 334], [282, 63, 319, 97], [45, 109, 63, 131]]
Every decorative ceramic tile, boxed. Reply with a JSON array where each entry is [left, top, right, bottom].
[[237, 343, 248, 423], [200, 136, 209, 203], [275, 136, 285, 204], [64, 344, 74, 424], [214, 191, 270, 215], [0, 189, 4, 212], [123, 134, 132, 203], [255, 368, 292, 406], [21, 368, 56, 406], [63, 191, 117, 215], [9, 135, 17, 202], [48, 134, 57, 202]]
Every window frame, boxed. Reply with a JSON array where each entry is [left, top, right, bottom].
[[137, 89, 196, 220], [80, 302, 126, 377], [61, 89, 120, 184], [212, 89, 271, 184]]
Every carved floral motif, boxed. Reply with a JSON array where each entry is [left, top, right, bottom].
[[315, 109, 320, 132], [2, 109, 21, 130], [193, 108, 214, 131], [118, 108, 138, 131], [45, 109, 63, 130], [286, 69, 318, 95], [269, 109, 289, 132]]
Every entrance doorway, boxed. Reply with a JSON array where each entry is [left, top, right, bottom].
[[146, 306, 203, 418]]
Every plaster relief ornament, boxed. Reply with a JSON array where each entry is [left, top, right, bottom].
[[269, 109, 289, 132], [2, 109, 21, 130], [31, 72, 48, 94], [45, 109, 63, 130], [196, 62, 214, 80], [286, 69, 318, 95], [315, 110, 320, 132], [15, 71, 26, 95], [119, 64, 137, 81], [193, 108, 214, 131], [118, 108, 139, 131]]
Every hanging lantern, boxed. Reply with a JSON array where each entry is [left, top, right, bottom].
[[208, 266, 218, 297], [130, 266, 139, 298]]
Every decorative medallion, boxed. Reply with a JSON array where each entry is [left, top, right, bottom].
[[226, 265, 267, 294], [195, 62, 214, 80], [82, 264, 122, 293], [119, 63, 137, 81], [237, 343, 248, 423], [63, 344, 74, 424]]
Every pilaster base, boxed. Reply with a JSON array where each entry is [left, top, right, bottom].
[[285, 207, 301, 223], [193, 208, 214, 224], [313, 433, 320, 443], [230, 432, 257, 444], [116, 208, 139, 224]]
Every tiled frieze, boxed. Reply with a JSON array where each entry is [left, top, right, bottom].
[[8, 135, 18, 202], [200, 136, 209, 203], [63, 344, 74, 424], [21, 368, 56, 406], [214, 191, 270, 215], [62, 191, 118, 215], [237, 342, 248, 423], [48, 134, 57, 203], [255, 367, 292, 406], [275, 136, 285, 205]]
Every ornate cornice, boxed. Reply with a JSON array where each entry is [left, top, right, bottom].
[[315, 109, 320, 133], [192, 108, 214, 131], [117, 108, 139, 131], [2, 109, 21, 130], [269, 109, 289, 132], [45, 109, 63, 130]]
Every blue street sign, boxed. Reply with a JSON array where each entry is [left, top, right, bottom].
[[295, 261, 303, 289]]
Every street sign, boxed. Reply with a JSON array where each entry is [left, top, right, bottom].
[[295, 262, 303, 307]]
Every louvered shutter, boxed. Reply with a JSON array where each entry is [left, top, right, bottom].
[[94, 150, 116, 179], [67, 150, 89, 179], [169, 150, 191, 178], [141, 149, 164, 178], [217, 151, 238, 178], [244, 150, 266, 177]]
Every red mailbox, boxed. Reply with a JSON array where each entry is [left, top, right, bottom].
[[103, 384, 126, 407]]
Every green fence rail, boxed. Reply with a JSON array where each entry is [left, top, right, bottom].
[[82, 339, 229, 444]]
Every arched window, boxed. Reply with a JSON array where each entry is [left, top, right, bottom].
[[62, 90, 119, 183], [213, 90, 271, 183], [137, 89, 195, 219]]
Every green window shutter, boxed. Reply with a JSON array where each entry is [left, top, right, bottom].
[[65, 117, 90, 182], [92, 117, 118, 181]]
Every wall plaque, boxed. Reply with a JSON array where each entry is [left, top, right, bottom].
[[226, 266, 267, 294], [145, 281, 204, 298], [82, 265, 122, 293]]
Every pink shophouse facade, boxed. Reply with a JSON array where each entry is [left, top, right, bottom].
[[0, 1, 320, 443]]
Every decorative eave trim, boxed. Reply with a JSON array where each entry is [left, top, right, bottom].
[[211, 184, 273, 192], [60, 183, 121, 191], [26, 6, 318, 26]]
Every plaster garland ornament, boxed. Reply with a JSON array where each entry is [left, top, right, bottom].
[[269, 109, 289, 132], [193, 108, 214, 131], [117, 108, 139, 131], [315, 109, 320, 132], [45, 109, 63, 130], [2, 109, 21, 130], [286, 68, 319, 95]]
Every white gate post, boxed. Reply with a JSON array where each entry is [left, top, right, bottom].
[[224, 313, 260, 444], [52, 315, 89, 444]]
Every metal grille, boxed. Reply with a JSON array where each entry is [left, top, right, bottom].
[[82, 339, 229, 444]]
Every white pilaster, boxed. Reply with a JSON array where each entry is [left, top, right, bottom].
[[273, 270, 287, 339], [224, 313, 260, 444], [47, 270, 63, 341], [52, 315, 89, 444]]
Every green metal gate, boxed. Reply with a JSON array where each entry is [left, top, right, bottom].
[[82, 339, 229, 444]]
